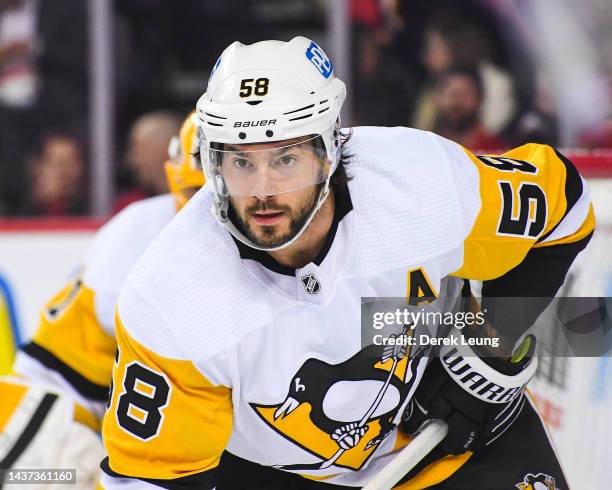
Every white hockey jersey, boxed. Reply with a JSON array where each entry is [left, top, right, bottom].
[[101, 127, 594, 488], [13, 194, 177, 420]]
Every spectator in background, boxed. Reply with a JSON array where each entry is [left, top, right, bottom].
[[0, 0, 39, 214], [113, 111, 181, 213], [352, 27, 418, 126], [579, 81, 612, 148], [0, 0, 37, 108], [505, 72, 559, 146], [412, 12, 515, 135], [23, 131, 87, 216], [432, 67, 508, 152], [0, 0, 87, 215], [579, 116, 612, 148]]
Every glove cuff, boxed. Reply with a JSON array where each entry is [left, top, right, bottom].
[[438, 328, 537, 404]]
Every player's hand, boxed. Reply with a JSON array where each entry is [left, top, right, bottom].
[[402, 331, 537, 454]]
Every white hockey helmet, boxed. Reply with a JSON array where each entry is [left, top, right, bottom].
[[196, 36, 347, 251]]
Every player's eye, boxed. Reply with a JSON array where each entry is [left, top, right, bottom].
[[232, 158, 253, 170], [275, 155, 297, 167]]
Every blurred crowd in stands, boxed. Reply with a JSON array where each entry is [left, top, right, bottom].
[[0, 0, 611, 216]]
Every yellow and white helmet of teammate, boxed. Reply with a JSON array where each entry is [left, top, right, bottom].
[[164, 111, 206, 209]]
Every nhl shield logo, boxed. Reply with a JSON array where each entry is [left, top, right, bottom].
[[300, 274, 321, 294]]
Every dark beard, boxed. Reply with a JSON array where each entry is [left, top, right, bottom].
[[229, 186, 321, 248]]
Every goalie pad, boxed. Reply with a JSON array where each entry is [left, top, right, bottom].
[[0, 376, 103, 489]]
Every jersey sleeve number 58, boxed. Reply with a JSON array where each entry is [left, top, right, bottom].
[[477, 155, 547, 238], [115, 359, 172, 441]]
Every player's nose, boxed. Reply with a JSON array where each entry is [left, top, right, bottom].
[[251, 166, 279, 200]]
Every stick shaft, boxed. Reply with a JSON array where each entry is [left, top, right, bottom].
[[363, 420, 448, 490]]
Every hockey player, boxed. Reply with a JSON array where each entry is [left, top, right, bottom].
[[101, 38, 594, 489], [0, 113, 204, 486]]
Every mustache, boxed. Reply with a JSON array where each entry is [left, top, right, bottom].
[[246, 200, 291, 215]]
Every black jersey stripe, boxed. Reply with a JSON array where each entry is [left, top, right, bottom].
[[22, 342, 109, 401], [536, 149, 584, 244], [480, 232, 593, 345], [0, 393, 58, 470], [100, 457, 218, 489]]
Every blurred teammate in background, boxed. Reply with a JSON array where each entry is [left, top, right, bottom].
[[113, 111, 182, 213], [0, 113, 204, 488]]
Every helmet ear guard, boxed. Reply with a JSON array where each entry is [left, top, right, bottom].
[[195, 37, 346, 251]]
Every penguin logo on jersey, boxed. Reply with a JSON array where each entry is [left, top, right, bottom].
[[300, 274, 321, 295], [250, 325, 428, 471], [515, 472, 558, 490]]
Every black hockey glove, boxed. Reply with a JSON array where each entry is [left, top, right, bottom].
[[402, 329, 537, 454]]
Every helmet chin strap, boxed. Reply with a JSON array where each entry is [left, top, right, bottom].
[[212, 163, 336, 253]]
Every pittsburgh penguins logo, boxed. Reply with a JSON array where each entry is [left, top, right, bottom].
[[515, 472, 558, 490], [250, 326, 428, 471], [300, 274, 321, 295]]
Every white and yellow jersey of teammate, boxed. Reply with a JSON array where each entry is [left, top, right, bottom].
[[0, 113, 204, 483]]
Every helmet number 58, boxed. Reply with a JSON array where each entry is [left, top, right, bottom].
[[239, 78, 270, 98]]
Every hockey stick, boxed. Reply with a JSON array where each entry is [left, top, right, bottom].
[[318, 355, 399, 469], [319, 326, 414, 470], [363, 419, 448, 490]]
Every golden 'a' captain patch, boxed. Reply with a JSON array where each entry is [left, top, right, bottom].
[[406, 267, 438, 306]]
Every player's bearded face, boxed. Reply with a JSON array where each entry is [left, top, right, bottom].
[[230, 185, 320, 248], [216, 136, 329, 248]]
